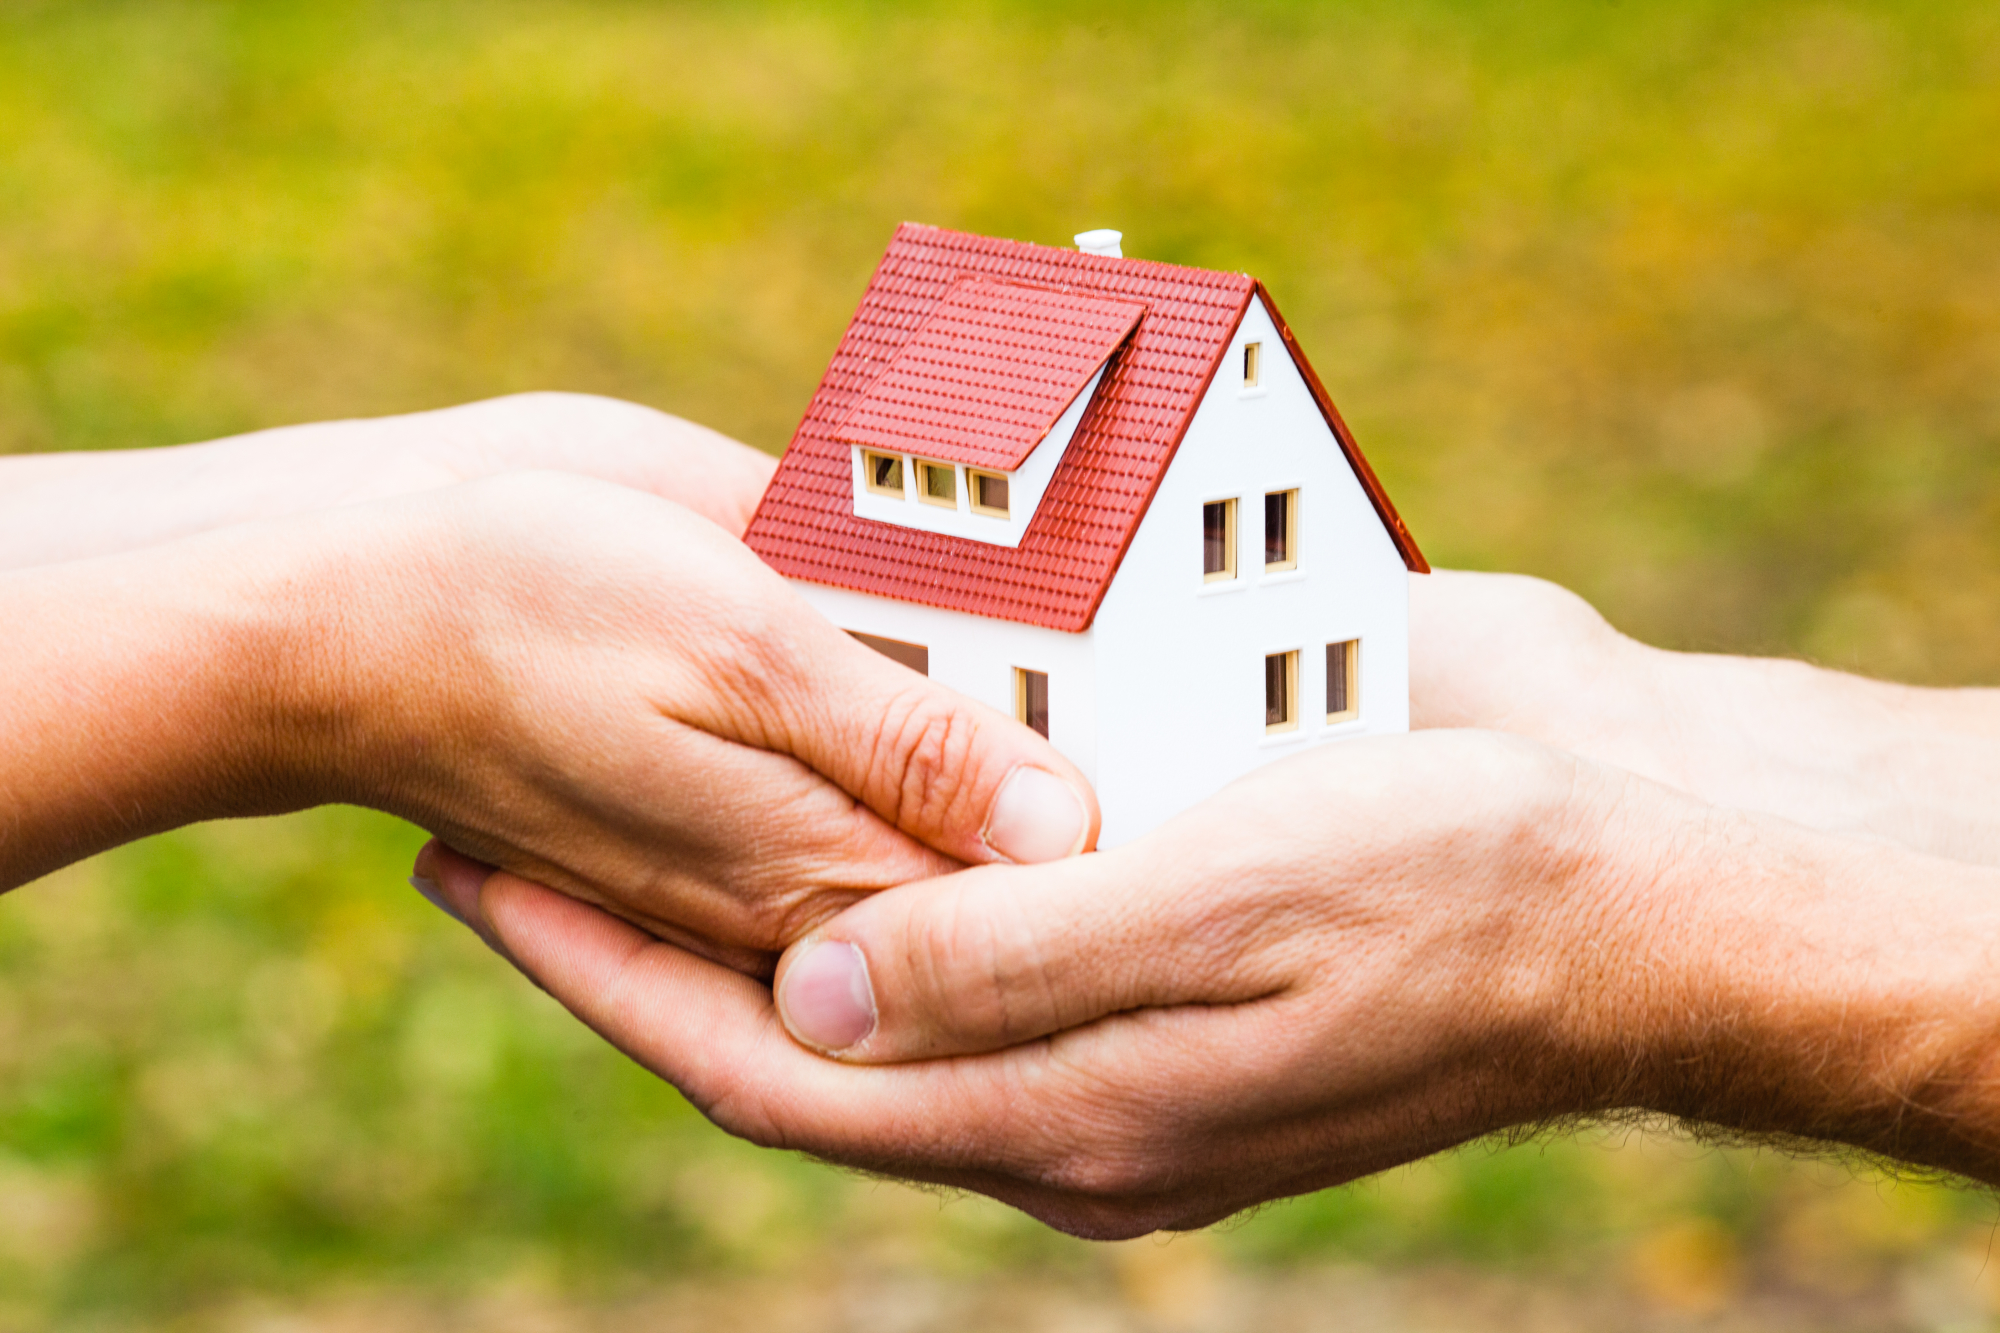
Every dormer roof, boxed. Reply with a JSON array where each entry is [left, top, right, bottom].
[[837, 275, 1146, 472], [745, 222, 1426, 632]]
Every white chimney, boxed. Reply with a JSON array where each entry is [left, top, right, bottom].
[[1074, 228, 1123, 258]]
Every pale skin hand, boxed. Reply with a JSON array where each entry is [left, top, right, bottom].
[[0, 391, 778, 568], [0, 397, 1099, 970], [1411, 569, 2000, 864], [425, 730, 2000, 1238]]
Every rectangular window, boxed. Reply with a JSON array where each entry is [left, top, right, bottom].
[[1264, 650, 1299, 733], [1243, 341, 1262, 388], [847, 631, 929, 676], [918, 461, 958, 508], [1202, 499, 1237, 582], [1015, 667, 1049, 738], [1264, 489, 1298, 570], [970, 470, 1011, 518], [1326, 639, 1360, 721], [863, 451, 905, 498]]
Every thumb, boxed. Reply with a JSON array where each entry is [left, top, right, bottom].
[[774, 616, 1102, 867], [769, 849, 1266, 1062]]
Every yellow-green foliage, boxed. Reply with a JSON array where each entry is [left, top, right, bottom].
[[2, 0, 1997, 1320]]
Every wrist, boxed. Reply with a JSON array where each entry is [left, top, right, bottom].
[[0, 520, 362, 887]]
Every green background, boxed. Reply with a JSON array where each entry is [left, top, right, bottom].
[[3, 2, 1998, 1328]]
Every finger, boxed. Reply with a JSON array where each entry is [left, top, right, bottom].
[[770, 614, 1102, 867], [555, 505, 1100, 871], [474, 871, 992, 1153], [770, 828, 1292, 1063], [477, 871, 1338, 1238], [410, 839, 518, 961]]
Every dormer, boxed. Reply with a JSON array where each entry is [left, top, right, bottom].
[[838, 274, 1144, 549]]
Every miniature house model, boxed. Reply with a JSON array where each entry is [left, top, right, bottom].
[[745, 223, 1428, 847]]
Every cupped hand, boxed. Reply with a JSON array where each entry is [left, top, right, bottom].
[[1411, 570, 2000, 864], [419, 731, 1685, 1234], [430, 722, 2000, 1234], [303, 471, 1099, 973], [0, 391, 777, 571], [232, 391, 780, 536]]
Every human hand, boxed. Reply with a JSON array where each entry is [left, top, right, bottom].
[[422, 728, 2000, 1236], [1411, 570, 2000, 864], [0, 391, 776, 570], [0, 471, 1096, 971]]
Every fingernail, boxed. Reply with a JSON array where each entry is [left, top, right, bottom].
[[409, 875, 466, 926], [982, 766, 1089, 864], [778, 941, 876, 1054]]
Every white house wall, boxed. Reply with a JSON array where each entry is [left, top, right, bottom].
[[1089, 294, 1412, 847], [788, 582, 1101, 789]]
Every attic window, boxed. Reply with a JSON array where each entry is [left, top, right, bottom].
[[1327, 639, 1359, 722], [1242, 341, 1262, 389], [1202, 499, 1237, 582], [918, 461, 958, 508], [970, 470, 1010, 518], [1265, 650, 1299, 733], [1264, 489, 1297, 571], [863, 451, 905, 498]]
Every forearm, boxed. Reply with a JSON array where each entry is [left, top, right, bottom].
[[0, 527, 348, 888]]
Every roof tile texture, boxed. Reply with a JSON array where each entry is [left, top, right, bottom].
[[746, 223, 1255, 632], [836, 275, 1146, 471]]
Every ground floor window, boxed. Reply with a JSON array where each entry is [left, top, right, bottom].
[[847, 631, 929, 676], [1264, 650, 1298, 733], [1326, 639, 1360, 722], [1015, 668, 1049, 738]]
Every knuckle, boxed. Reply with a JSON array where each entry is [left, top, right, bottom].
[[904, 886, 1034, 1043], [867, 686, 978, 836]]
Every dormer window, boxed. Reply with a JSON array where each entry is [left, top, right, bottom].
[[918, 460, 958, 508], [1242, 341, 1262, 389], [969, 470, 1011, 518], [863, 451, 905, 498]]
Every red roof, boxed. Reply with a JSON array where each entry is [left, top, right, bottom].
[[836, 275, 1146, 471], [744, 223, 1426, 632]]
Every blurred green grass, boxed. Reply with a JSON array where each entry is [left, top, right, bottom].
[[3, 0, 1999, 1325]]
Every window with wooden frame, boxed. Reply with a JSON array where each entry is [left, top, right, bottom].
[[1264, 650, 1299, 733], [917, 460, 958, 508], [1014, 667, 1049, 739], [1326, 639, 1360, 722], [862, 451, 906, 498], [969, 469, 1011, 518], [1242, 341, 1262, 389], [847, 631, 929, 676], [1264, 488, 1298, 571], [1202, 499, 1237, 582]]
